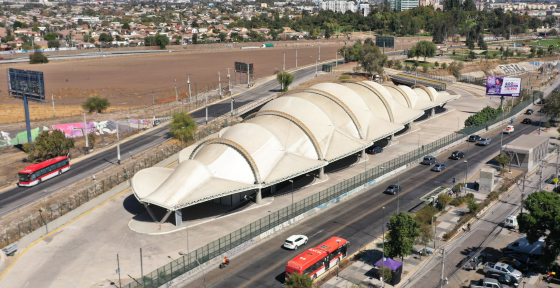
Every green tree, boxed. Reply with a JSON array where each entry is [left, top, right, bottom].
[[379, 266, 392, 284], [548, 44, 555, 55], [277, 71, 295, 92], [358, 40, 387, 76], [447, 61, 464, 77], [48, 40, 60, 48], [22, 130, 74, 162], [441, 62, 448, 69], [22, 42, 32, 51], [468, 50, 477, 61], [543, 91, 560, 120], [44, 33, 58, 41], [417, 223, 434, 259], [468, 200, 481, 214], [466, 37, 475, 50], [518, 191, 560, 266], [478, 35, 488, 50], [284, 272, 312, 288], [192, 33, 198, 44], [155, 34, 170, 49], [82, 97, 111, 113], [386, 212, 420, 262], [99, 33, 112, 43], [414, 205, 438, 225], [169, 111, 197, 144], [422, 66, 429, 73], [438, 193, 452, 209], [495, 154, 510, 171], [29, 51, 49, 64], [88, 133, 96, 150], [434, 61, 439, 67], [122, 22, 131, 30], [411, 40, 437, 62], [537, 47, 545, 58], [218, 32, 227, 43]]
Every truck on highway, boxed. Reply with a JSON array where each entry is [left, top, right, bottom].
[[503, 125, 514, 134], [483, 262, 523, 280], [470, 278, 513, 288], [262, 43, 274, 48]]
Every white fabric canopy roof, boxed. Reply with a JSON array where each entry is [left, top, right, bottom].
[[132, 81, 457, 210]]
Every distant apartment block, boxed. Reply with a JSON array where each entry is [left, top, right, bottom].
[[391, 0, 420, 11], [319, 1, 358, 13]]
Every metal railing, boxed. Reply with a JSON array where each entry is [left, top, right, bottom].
[[122, 95, 538, 288]]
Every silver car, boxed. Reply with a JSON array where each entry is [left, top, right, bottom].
[[431, 163, 447, 172], [478, 138, 491, 146]]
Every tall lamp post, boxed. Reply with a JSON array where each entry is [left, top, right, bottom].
[[81, 111, 89, 154], [310, 56, 318, 77], [381, 206, 386, 288], [181, 127, 185, 149], [336, 239, 341, 277]]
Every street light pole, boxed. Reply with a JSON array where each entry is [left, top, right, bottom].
[[116, 119, 120, 165], [81, 111, 89, 154], [181, 127, 185, 149], [381, 206, 385, 288]]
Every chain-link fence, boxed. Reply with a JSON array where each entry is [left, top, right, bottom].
[[122, 93, 538, 288]]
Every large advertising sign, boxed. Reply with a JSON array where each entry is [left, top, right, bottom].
[[234, 62, 254, 73], [486, 76, 521, 97], [7, 68, 45, 101], [376, 36, 395, 48]]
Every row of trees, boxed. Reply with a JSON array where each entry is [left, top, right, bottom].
[[464, 106, 503, 127]]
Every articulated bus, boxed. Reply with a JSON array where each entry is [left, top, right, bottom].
[[18, 156, 70, 187], [285, 237, 349, 281]]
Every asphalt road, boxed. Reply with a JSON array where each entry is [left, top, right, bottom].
[[0, 61, 330, 218], [186, 110, 545, 288]]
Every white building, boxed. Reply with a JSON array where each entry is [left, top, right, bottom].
[[319, 0, 358, 13], [391, 0, 419, 11]]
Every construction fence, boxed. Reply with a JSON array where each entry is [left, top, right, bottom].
[[122, 91, 539, 288]]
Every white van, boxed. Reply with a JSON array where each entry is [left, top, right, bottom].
[[504, 216, 518, 228]]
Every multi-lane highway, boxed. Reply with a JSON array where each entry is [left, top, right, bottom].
[[186, 108, 546, 288], [0, 61, 331, 218]]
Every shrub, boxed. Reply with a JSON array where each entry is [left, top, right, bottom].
[[422, 66, 429, 73], [284, 272, 313, 288], [442, 228, 457, 241], [438, 194, 452, 209], [82, 97, 111, 113], [487, 191, 499, 201], [29, 51, 49, 64], [468, 200, 481, 215], [466, 193, 475, 202], [339, 75, 351, 80], [414, 205, 438, 225], [441, 62, 448, 69], [379, 266, 392, 284]]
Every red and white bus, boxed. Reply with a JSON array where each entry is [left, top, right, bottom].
[[18, 156, 70, 187], [285, 237, 349, 281]]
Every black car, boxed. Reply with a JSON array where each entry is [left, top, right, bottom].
[[522, 118, 532, 124], [486, 272, 520, 287], [499, 257, 530, 273], [384, 185, 401, 195], [468, 135, 482, 142], [370, 146, 383, 154], [502, 252, 537, 266], [525, 109, 534, 115], [450, 150, 465, 160]]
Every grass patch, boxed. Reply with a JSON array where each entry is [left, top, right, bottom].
[[403, 60, 435, 68]]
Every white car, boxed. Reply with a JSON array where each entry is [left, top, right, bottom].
[[283, 235, 308, 250], [503, 125, 514, 134]]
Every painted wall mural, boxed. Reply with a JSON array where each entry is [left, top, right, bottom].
[[0, 118, 164, 147]]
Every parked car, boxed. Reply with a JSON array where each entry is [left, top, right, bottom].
[[450, 151, 465, 160], [502, 252, 537, 266], [486, 272, 520, 287], [503, 125, 515, 134], [432, 163, 447, 172], [478, 138, 492, 146], [470, 277, 512, 288], [504, 216, 518, 229], [283, 235, 308, 250], [384, 185, 402, 195], [522, 118, 532, 124], [462, 252, 486, 270], [499, 257, 530, 273], [422, 156, 437, 165], [469, 135, 482, 142], [505, 236, 544, 256], [370, 146, 383, 154], [525, 109, 534, 115], [483, 262, 523, 280]]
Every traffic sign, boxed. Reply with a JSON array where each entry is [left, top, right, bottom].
[[553, 178, 559, 183]]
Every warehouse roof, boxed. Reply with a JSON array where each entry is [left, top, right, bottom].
[[132, 81, 459, 211]]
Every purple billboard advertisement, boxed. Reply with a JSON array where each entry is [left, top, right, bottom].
[[486, 76, 522, 97]]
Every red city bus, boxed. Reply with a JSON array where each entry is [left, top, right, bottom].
[[285, 237, 349, 281], [18, 156, 70, 187]]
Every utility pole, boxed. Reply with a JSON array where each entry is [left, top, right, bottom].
[[187, 73, 192, 103], [247, 63, 250, 87], [226, 68, 231, 95], [231, 96, 235, 117], [174, 79, 178, 101], [440, 248, 446, 288], [81, 111, 89, 154], [283, 52, 286, 71], [116, 119, 120, 165], [51, 94, 56, 117], [218, 71, 222, 98], [381, 206, 385, 288], [432, 216, 436, 249], [205, 94, 208, 124], [140, 248, 144, 287], [319, 44, 321, 62], [296, 47, 298, 68], [152, 91, 155, 121]]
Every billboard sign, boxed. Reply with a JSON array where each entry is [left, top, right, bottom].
[[7, 68, 45, 101], [375, 36, 395, 48], [234, 62, 254, 73], [486, 76, 521, 97]]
